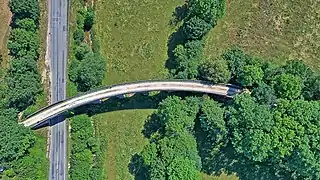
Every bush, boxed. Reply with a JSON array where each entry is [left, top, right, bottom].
[[182, 16, 212, 40], [73, 28, 85, 45]]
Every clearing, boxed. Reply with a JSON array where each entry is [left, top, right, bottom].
[[203, 0, 320, 70]]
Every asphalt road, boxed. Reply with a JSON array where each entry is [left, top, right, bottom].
[[48, 0, 68, 179], [23, 81, 243, 127]]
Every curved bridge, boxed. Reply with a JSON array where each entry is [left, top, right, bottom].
[[22, 80, 243, 128]]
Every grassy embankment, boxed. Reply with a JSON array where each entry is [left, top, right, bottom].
[[93, 0, 179, 179], [203, 0, 320, 70]]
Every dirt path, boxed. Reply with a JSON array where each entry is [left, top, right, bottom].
[[0, 0, 12, 66]]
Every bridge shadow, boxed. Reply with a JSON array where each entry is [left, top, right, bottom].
[[65, 91, 210, 119]]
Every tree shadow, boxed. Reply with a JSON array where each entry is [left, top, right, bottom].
[[141, 113, 162, 139], [68, 92, 168, 118], [169, 4, 188, 26], [165, 27, 187, 72], [128, 154, 148, 180]]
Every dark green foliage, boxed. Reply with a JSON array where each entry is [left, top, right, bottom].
[[8, 28, 39, 58], [70, 115, 95, 180], [252, 82, 277, 105], [75, 43, 91, 60], [14, 18, 37, 32], [172, 40, 203, 79], [273, 74, 302, 99], [6, 71, 42, 110], [11, 135, 49, 180], [223, 47, 258, 80], [228, 94, 274, 162], [70, 53, 106, 92], [73, 28, 85, 45], [0, 115, 35, 164], [283, 59, 313, 82], [303, 74, 320, 100], [8, 56, 38, 74], [188, 0, 226, 25], [199, 58, 231, 83], [138, 96, 202, 179], [182, 16, 212, 40], [84, 8, 95, 31], [228, 93, 320, 179], [238, 65, 264, 87], [9, 0, 40, 22], [199, 98, 227, 152]]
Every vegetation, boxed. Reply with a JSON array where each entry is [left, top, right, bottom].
[[169, 0, 226, 80], [86, 0, 320, 179], [0, 0, 47, 178], [136, 96, 202, 179], [70, 115, 103, 180], [69, 5, 106, 92]]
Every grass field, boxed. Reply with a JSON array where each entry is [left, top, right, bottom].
[[94, 0, 184, 84], [94, 109, 152, 180], [203, 0, 320, 70]]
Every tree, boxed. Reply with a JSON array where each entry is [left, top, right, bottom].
[[283, 60, 313, 83], [8, 56, 38, 75], [139, 96, 202, 179], [75, 43, 91, 60], [251, 82, 277, 105], [199, 98, 227, 152], [228, 94, 274, 162], [8, 28, 39, 59], [167, 157, 201, 180], [273, 74, 302, 99], [182, 16, 212, 40], [188, 0, 226, 25], [6, 71, 42, 110], [70, 53, 106, 92], [9, 0, 40, 22], [172, 40, 203, 79], [303, 74, 320, 100], [237, 65, 264, 87], [0, 115, 35, 164], [223, 47, 254, 80], [15, 18, 37, 32], [199, 58, 231, 83]]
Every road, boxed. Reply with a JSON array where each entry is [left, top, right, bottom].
[[48, 0, 68, 179], [22, 80, 243, 128]]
